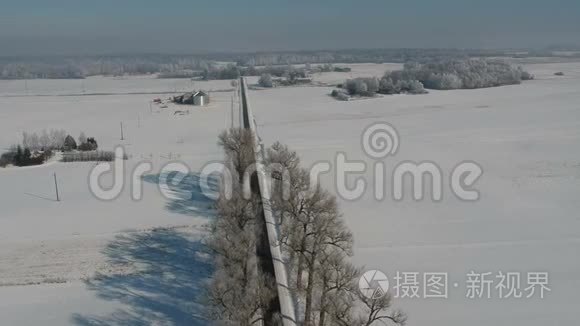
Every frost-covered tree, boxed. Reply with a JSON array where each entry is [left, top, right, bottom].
[[426, 73, 463, 89], [205, 182, 277, 325], [63, 135, 77, 151], [382, 59, 532, 91], [379, 77, 399, 94], [207, 135, 408, 325], [258, 73, 273, 87], [78, 132, 87, 145], [39, 130, 51, 150], [22, 132, 32, 150], [345, 79, 367, 96], [402, 80, 427, 94], [217, 128, 255, 184], [265, 141, 406, 325], [49, 129, 66, 149], [22, 129, 65, 151], [344, 77, 379, 96], [205, 128, 280, 325], [365, 77, 379, 93]]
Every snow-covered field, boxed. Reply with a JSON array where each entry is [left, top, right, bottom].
[[309, 63, 403, 85], [250, 62, 580, 325], [0, 79, 236, 324], [0, 75, 239, 97], [0, 62, 579, 325]]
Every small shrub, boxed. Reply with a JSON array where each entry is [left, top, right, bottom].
[[43, 149, 53, 159], [521, 70, 535, 80], [0, 151, 15, 167], [344, 77, 379, 97], [0, 145, 50, 167], [319, 63, 334, 72], [331, 89, 350, 101], [333, 66, 351, 72], [78, 137, 98, 151], [335, 92, 349, 101], [61, 150, 127, 162]]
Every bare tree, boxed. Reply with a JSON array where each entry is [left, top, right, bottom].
[[326, 281, 406, 326], [316, 252, 359, 325], [39, 129, 51, 150], [302, 201, 353, 325], [218, 128, 255, 183], [265, 141, 300, 172], [265, 141, 302, 217], [277, 169, 353, 324], [354, 292, 407, 326], [49, 129, 66, 149], [206, 129, 283, 325], [207, 267, 276, 326], [209, 138, 406, 326], [205, 183, 276, 325]]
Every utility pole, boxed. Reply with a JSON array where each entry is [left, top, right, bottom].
[[149, 101, 153, 114], [120, 122, 124, 140], [238, 87, 243, 128], [137, 113, 141, 128], [230, 95, 234, 128], [53, 173, 60, 202]]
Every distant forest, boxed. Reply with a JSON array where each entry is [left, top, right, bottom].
[[0, 48, 577, 80]]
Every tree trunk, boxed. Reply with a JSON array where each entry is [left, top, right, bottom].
[[303, 252, 317, 325], [296, 225, 307, 290], [296, 254, 304, 290], [319, 288, 327, 326]]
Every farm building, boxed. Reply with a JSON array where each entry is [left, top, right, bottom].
[[193, 91, 209, 106], [173, 91, 210, 106]]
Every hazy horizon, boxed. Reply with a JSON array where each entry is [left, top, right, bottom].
[[1, 0, 579, 56]]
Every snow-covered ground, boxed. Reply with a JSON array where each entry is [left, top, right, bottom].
[[250, 62, 580, 325], [309, 63, 403, 85], [0, 75, 239, 97], [0, 79, 236, 324], [0, 62, 579, 325]]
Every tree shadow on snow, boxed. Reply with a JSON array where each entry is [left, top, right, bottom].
[[141, 172, 219, 218], [71, 172, 219, 325], [71, 228, 213, 326]]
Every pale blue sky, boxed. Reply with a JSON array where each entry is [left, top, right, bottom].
[[0, 0, 578, 55]]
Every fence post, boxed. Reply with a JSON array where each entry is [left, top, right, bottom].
[[54, 172, 60, 202]]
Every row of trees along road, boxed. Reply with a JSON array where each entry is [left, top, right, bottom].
[[205, 128, 407, 326]]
